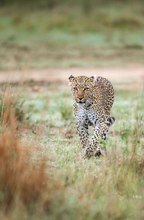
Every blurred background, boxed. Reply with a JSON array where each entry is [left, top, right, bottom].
[[0, 0, 144, 70]]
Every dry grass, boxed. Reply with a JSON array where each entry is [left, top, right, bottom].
[[0, 92, 61, 218], [0, 90, 25, 125]]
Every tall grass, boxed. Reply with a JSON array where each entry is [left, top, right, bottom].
[[0, 121, 46, 210], [0, 92, 61, 218]]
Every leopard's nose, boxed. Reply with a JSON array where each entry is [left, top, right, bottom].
[[77, 97, 84, 103]]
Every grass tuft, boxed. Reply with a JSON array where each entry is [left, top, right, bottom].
[[0, 91, 25, 126]]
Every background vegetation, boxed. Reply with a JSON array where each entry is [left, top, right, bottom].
[[0, 0, 144, 69]]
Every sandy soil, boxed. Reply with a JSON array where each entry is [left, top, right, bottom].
[[0, 66, 144, 88]]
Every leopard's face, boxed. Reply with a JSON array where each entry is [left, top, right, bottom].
[[68, 75, 95, 104]]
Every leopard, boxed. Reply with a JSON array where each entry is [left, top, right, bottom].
[[68, 75, 115, 159]]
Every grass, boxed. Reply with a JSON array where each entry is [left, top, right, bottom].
[[0, 2, 144, 69], [0, 80, 143, 219]]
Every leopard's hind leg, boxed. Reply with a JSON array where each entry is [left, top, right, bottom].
[[102, 116, 115, 140]]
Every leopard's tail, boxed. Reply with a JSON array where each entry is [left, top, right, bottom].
[[106, 116, 115, 127]]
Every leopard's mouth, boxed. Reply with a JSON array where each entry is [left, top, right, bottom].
[[76, 98, 86, 104], [78, 100, 85, 103], [76, 98, 93, 108]]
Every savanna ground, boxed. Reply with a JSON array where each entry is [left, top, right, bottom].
[[0, 1, 144, 219]]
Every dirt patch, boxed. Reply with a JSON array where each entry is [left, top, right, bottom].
[[0, 66, 143, 87]]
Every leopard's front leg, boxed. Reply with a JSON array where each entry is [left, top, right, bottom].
[[74, 103, 89, 148], [84, 139, 100, 159], [76, 122, 89, 148], [85, 120, 107, 159]]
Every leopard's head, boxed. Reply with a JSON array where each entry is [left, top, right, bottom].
[[68, 75, 95, 104]]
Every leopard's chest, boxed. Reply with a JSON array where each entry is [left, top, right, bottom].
[[86, 107, 98, 126], [74, 102, 98, 126]]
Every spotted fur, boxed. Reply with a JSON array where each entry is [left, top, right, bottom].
[[69, 75, 115, 159]]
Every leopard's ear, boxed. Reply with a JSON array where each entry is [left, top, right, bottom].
[[68, 75, 74, 82], [90, 76, 95, 80], [89, 76, 95, 83], [89, 75, 98, 86]]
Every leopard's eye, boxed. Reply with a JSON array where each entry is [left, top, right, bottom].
[[73, 87, 77, 91], [84, 87, 89, 91]]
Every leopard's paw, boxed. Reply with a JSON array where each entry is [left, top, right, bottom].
[[83, 147, 94, 159], [94, 146, 103, 157]]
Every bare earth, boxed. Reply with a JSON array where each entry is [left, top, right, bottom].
[[0, 65, 144, 89]]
